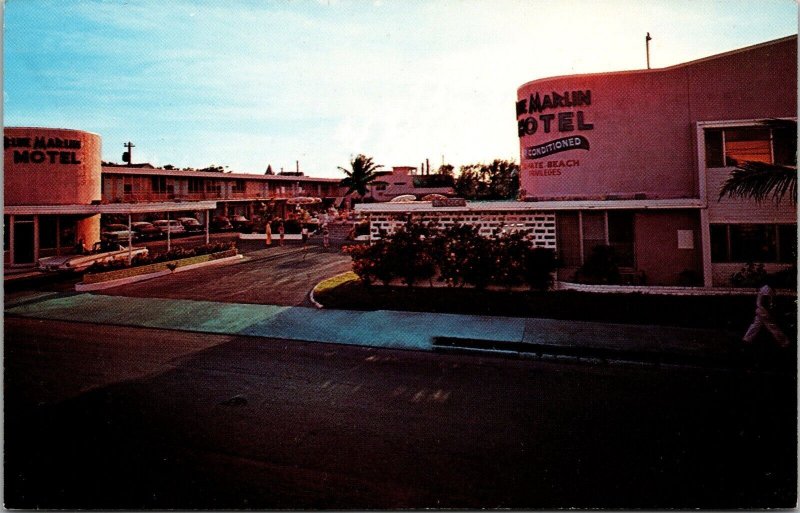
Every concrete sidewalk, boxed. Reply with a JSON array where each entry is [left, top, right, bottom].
[[3, 292, 773, 369]]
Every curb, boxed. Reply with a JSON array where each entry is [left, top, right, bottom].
[[308, 271, 358, 309], [75, 254, 243, 291], [431, 336, 794, 372]]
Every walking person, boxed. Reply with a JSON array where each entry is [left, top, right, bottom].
[[742, 277, 790, 348], [322, 224, 330, 250], [265, 219, 272, 246], [278, 220, 285, 246], [301, 225, 309, 260]]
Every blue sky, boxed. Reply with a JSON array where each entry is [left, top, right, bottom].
[[4, 0, 797, 177]]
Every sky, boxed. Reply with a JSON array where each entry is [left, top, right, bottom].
[[3, 0, 797, 178]]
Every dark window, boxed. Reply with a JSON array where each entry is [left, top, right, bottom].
[[729, 224, 777, 262], [581, 212, 605, 263], [4, 215, 9, 252], [608, 211, 634, 267], [151, 176, 167, 193], [704, 129, 724, 167], [188, 178, 203, 193], [710, 224, 729, 262], [712, 224, 797, 263], [773, 126, 797, 166], [39, 216, 58, 249], [778, 224, 797, 263], [124, 184, 132, 194], [232, 180, 246, 193]]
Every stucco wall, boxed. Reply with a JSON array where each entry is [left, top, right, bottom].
[[634, 211, 702, 285], [516, 37, 797, 201], [4, 127, 102, 206]]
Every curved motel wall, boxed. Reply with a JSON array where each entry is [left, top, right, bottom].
[[5, 127, 102, 205], [516, 37, 796, 199], [4, 127, 103, 247]]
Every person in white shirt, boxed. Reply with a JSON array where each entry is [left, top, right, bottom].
[[742, 278, 790, 347]]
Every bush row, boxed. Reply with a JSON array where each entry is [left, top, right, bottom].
[[86, 241, 237, 274], [343, 221, 557, 290]]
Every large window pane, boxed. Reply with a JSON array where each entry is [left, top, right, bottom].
[[724, 128, 771, 166], [729, 224, 776, 262], [704, 129, 724, 167]]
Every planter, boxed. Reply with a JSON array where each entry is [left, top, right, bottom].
[[76, 249, 240, 290]]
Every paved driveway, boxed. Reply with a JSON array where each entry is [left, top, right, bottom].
[[97, 245, 352, 306]]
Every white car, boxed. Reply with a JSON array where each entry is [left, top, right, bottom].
[[101, 223, 135, 243], [152, 219, 186, 235], [37, 242, 149, 273]]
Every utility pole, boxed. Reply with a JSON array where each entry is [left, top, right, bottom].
[[123, 141, 135, 166], [646, 32, 652, 69]]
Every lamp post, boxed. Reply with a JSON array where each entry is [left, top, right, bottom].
[[646, 32, 652, 69]]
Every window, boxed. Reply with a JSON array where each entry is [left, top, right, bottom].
[[710, 223, 796, 263], [151, 176, 167, 193], [188, 178, 203, 193], [232, 180, 245, 193], [581, 212, 605, 263], [778, 224, 798, 263], [39, 216, 58, 249], [704, 123, 796, 168], [206, 181, 221, 195], [580, 211, 636, 267], [608, 211, 634, 267], [124, 184, 132, 194], [773, 126, 797, 166], [724, 128, 771, 166], [730, 224, 776, 262]]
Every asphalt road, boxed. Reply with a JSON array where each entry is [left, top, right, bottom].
[[96, 243, 352, 306], [4, 317, 796, 509]]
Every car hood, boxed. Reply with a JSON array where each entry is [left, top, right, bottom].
[[37, 255, 73, 266]]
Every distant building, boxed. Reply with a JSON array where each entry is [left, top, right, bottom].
[[4, 128, 347, 266], [365, 166, 455, 202], [357, 36, 797, 287]]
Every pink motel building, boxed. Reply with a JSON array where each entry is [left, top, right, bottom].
[[356, 35, 797, 288]]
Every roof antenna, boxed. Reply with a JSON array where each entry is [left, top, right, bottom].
[[646, 32, 652, 69]]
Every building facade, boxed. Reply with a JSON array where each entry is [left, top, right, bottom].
[[357, 36, 797, 287], [364, 166, 455, 202], [4, 127, 347, 266]]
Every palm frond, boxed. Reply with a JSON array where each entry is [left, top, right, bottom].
[[718, 161, 797, 205]]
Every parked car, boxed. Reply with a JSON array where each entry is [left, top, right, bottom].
[[101, 223, 135, 243], [230, 215, 252, 232], [178, 217, 204, 233], [152, 219, 186, 236], [37, 242, 148, 273], [210, 216, 234, 232], [130, 221, 163, 240]]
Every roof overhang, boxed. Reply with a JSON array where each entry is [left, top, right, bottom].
[[5, 200, 219, 216], [355, 198, 704, 213]]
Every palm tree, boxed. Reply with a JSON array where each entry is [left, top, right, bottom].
[[338, 154, 381, 197], [718, 119, 796, 205]]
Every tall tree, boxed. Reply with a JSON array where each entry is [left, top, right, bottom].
[[454, 159, 519, 200], [338, 154, 381, 196], [719, 119, 797, 205]]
